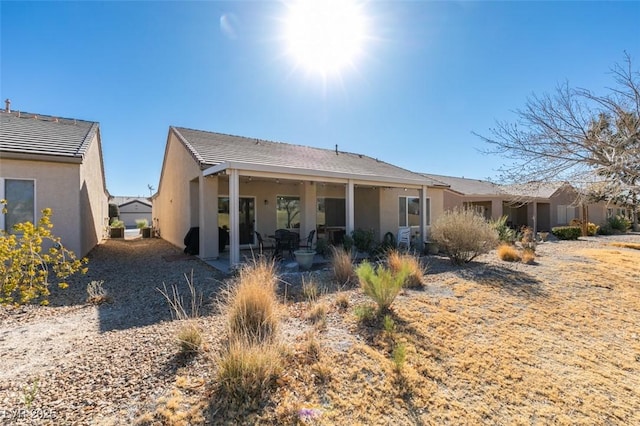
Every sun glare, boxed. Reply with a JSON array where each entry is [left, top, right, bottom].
[[283, 0, 368, 78]]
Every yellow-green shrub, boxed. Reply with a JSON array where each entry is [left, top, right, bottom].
[[356, 261, 409, 313], [0, 203, 87, 305]]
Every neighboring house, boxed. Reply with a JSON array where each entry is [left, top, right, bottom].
[[0, 103, 109, 257], [153, 127, 448, 266], [422, 173, 598, 231], [111, 196, 152, 228]]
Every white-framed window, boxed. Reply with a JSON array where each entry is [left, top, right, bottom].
[[399, 196, 430, 227], [277, 196, 300, 229], [0, 178, 36, 232]]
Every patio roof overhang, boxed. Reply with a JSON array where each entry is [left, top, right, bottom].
[[202, 161, 429, 189]]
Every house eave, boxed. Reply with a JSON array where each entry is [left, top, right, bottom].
[[202, 161, 431, 188], [0, 151, 83, 164]]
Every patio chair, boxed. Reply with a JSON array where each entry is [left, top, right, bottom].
[[254, 231, 273, 257], [397, 226, 411, 250], [298, 230, 316, 250]]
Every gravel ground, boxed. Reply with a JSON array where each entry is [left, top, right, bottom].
[[1, 233, 638, 425], [0, 238, 227, 425]]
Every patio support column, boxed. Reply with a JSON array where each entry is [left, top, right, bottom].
[[302, 181, 317, 242], [198, 174, 219, 259], [229, 168, 240, 266], [346, 179, 355, 235], [491, 199, 502, 221], [532, 201, 538, 241], [419, 185, 428, 252]]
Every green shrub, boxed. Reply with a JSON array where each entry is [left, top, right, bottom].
[[431, 207, 499, 265], [110, 219, 125, 228], [342, 234, 354, 253], [491, 215, 516, 243], [0, 203, 87, 305], [135, 218, 149, 229], [354, 304, 377, 323], [570, 219, 599, 236], [551, 226, 581, 240], [356, 261, 409, 313], [608, 215, 631, 232], [598, 224, 614, 235], [314, 238, 329, 258], [351, 228, 375, 253]]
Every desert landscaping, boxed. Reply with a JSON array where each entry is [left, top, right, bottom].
[[1, 231, 639, 425]]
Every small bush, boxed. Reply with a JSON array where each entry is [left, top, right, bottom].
[[177, 322, 202, 353], [497, 244, 521, 262], [110, 218, 125, 228], [491, 215, 516, 243], [551, 226, 581, 240], [431, 207, 499, 265], [216, 340, 282, 401], [392, 343, 407, 371], [608, 215, 631, 232], [354, 304, 377, 323], [351, 228, 375, 253], [356, 261, 409, 313], [331, 246, 355, 286], [135, 218, 149, 229], [598, 224, 614, 235], [387, 250, 425, 289], [86, 280, 111, 305], [570, 219, 599, 236], [314, 238, 329, 258], [227, 259, 279, 343], [521, 248, 536, 264], [520, 227, 536, 251], [0, 204, 87, 305], [382, 314, 396, 334]]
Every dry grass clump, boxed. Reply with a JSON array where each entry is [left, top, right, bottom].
[[497, 244, 521, 262], [521, 248, 536, 264], [497, 244, 536, 264], [306, 302, 328, 327], [301, 275, 318, 302], [216, 339, 283, 402], [227, 259, 279, 343], [331, 246, 355, 286], [176, 322, 202, 354], [610, 242, 640, 250], [335, 292, 350, 310], [387, 250, 426, 288], [431, 207, 499, 264]]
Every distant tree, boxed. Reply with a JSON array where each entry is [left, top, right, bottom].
[[108, 203, 119, 220], [476, 53, 639, 227]]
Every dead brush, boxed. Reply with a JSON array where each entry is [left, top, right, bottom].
[[157, 271, 202, 320], [226, 258, 280, 344], [86, 280, 111, 304], [387, 250, 426, 288], [307, 302, 328, 328], [331, 246, 355, 287], [497, 244, 521, 262], [176, 322, 202, 353]]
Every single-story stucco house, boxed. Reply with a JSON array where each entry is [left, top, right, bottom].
[[111, 196, 152, 228], [153, 127, 450, 267], [0, 102, 109, 257]]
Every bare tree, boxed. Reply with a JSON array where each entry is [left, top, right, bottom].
[[476, 53, 639, 227]]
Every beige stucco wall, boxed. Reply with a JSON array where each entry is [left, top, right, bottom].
[[153, 131, 203, 249], [0, 158, 82, 255], [78, 133, 109, 256]]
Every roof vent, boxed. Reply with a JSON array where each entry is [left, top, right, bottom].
[[4, 99, 10, 113], [335, 144, 338, 155]]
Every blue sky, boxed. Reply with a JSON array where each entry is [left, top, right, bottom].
[[2, 1, 639, 197]]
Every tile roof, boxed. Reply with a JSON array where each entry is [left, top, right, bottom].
[[501, 182, 570, 199], [0, 110, 99, 159], [110, 196, 152, 207], [420, 173, 503, 195], [173, 127, 444, 186]]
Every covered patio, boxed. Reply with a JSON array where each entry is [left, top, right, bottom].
[[193, 161, 431, 269]]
